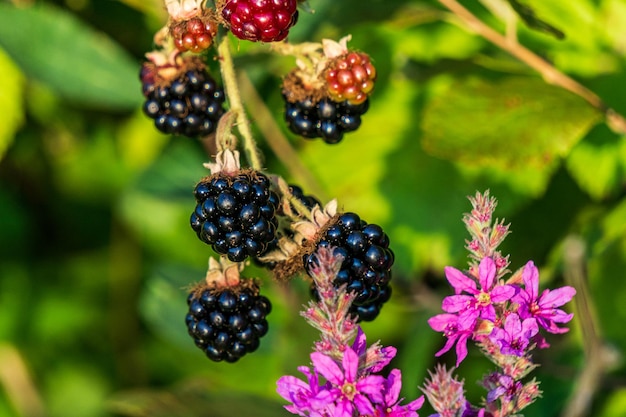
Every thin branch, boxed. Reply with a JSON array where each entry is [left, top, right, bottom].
[[561, 236, 620, 417], [438, 0, 626, 135], [237, 71, 328, 201], [216, 35, 264, 170]]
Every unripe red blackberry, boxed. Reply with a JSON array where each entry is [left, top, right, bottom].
[[190, 170, 279, 262], [324, 51, 376, 105], [304, 212, 394, 322], [170, 12, 219, 53], [140, 55, 225, 137], [284, 95, 369, 144], [219, 0, 299, 42], [186, 281, 271, 362]]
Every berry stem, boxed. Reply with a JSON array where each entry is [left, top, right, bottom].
[[437, 0, 626, 135], [217, 34, 263, 170], [237, 72, 327, 201]]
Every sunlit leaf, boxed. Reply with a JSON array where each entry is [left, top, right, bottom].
[[421, 76, 601, 170], [0, 46, 24, 161], [565, 126, 623, 200], [0, 4, 141, 109]]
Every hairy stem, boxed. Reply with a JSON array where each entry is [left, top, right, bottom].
[[437, 0, 626, 135], [217, 35, 263, 170]]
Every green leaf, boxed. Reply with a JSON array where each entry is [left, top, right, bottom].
[[565, 126, 624, 200], [108, 380, 291, 417], [0, 4, 141, 110], [421, 76, 601, 170], [507, 0, 565, 39], [0, 46, 24, 161]]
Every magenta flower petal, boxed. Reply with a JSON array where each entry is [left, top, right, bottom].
[[539, 286, 576, 308], [522, 261, 539, 299], [442, 294, 473, 313], [455, 333, 470, 367], [357, 375, 386, 402], [445, 266, 478, 294], [490, 284, 517, 302], [354, 394, 376, 416], [342, 347, 358, 383], [428, 313, 458, 331], [478, 257, 497, 290], [384, 369, 402, 405], [311, 352, 344, 385]]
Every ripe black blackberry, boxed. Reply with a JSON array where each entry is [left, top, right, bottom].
[[190, 170, 279, 262], [284, 96, 369, 144], [140, 57, 225, 137], [304, 212, 394, 321], [186, 284, 271, 362]]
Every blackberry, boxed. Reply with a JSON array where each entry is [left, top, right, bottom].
[[220, 0, 299, 43], [304, 212, 394, 322], [190, 171, 279, 262], [284, 96, 369, 144], [186, 284, 271, 362], [140, 61, 225, 137]]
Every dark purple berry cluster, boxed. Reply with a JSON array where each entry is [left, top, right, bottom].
[[284, 96, 370, 144], [305, 212, 393, 321], [190, 171, 279, 262], [186, 285, 271, 362], [141, 67, 225, 137]]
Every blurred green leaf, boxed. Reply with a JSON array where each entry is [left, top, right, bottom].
[[0, 4, 141, 109], [109, 380, 290, 417], [599, 388, 626, 417], [140, 264, 203, 350], [565, 127, 624, 201], [0, 46, 24, 161], [421, 76, 601, 169], [507, 0, 565, 39]]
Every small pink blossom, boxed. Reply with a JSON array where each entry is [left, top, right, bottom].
[[442, 257, 516, 325], [490, 313, 538, 356], [512, 261, 576, 334], [428, 313, 473, 367]]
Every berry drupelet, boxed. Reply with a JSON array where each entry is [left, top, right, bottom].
[[170, 14, 219, 53], [284, 95, 369, 144], [140, 55, 225, 137], [220, 0, 299, 43], [305, 212, 394, 322], [190, 170, 280, 262], [186, 283, 271, 362]]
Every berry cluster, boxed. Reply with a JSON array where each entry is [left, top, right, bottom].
[[190, 170, 279, 262], [170, 15, 219, 53], [186, 284, 271, 362], [141, 62, 225, 137], [220, 0, 299, 43], [284, 96, 369, 144], [325, 51, 376, 105], [305, 212, 394, 322]]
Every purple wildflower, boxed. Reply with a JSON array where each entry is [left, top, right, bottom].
[[374, 369, 424, 417], [428, 313, 473, 367], [490, 313, 538, 356], [513, 261, 576, 334], [442, 257, 516, 327], [352, 327, 397, 373], [485, 373, 522, 403], [310, 346, 386, 417], [277, 366, 327, 416]]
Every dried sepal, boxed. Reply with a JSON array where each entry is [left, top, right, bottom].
[[165, 0, 204, 21], [203, 148, 242, 176]]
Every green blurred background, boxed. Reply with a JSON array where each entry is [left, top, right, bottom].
[[1, 0, 626, 416]]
